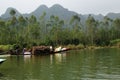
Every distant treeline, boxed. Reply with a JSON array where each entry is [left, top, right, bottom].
[[0, 9, 120, 48]]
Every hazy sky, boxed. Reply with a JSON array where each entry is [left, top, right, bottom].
[[0, 0, 120, 16]]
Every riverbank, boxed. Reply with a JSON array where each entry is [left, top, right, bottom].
[[0, 44, 120, 55], [64, 44, 120, 50]]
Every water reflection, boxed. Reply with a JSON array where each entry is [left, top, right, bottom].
[[55, 53, 62, 63], [50, 55, 53, 64], [0, 73, 4, 78], [0, 48, 120, 80], [50, 53, 67, 64], [54, 53, 66, 63], [24, 55, 32, 63]]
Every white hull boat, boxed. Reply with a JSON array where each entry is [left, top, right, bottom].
[[0, 59, 6, 64]]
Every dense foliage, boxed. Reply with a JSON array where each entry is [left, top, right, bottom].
[[0, 10, 120, 48]]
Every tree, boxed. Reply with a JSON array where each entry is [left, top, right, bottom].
[[39, 12, 47, 44], [85, 15, 97, 45], [112, 18, 120, 39], [18, 15, 26, 25], [0, 20, 5, 44], [70, 14, 81, 31], [10, 9, 16, 17], [70, 14, 81, 45], [29, 15, 37, 24]]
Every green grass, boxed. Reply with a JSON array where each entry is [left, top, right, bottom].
[[65, 44, 85, 49]]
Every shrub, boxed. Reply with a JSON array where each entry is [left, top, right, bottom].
[[67, 44, 76, 49], [0, 45, 13, 51], [76, 44, 84, 49], [66, 44, 84, 49], [110, 39, 120, 46]]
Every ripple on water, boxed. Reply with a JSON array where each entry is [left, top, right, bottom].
[[96, 74, 120, 80]]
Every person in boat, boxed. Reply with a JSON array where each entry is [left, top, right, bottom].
[[55, 46, 62, 52], [22, 48, 26, 54], [22, 48, 31, 55], [54, 46, 68, 52]]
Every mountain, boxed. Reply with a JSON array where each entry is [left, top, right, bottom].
[[106, 13, 120, 19], [28, 5, 49, 18], [81, 14, 104, 22], [24, 4, 78, 21], [1, 4, 78, 21], [1, 4, 120, 21], [1, 7, 21, 19]]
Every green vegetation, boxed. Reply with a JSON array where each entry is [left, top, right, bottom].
[[0, 45, 13, 51], [110, 39, 120, 47], [0, 9, 120, 50]]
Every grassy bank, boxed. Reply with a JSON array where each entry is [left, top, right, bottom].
[[64, 44, 120, 50], [0, 42, 120, 54]]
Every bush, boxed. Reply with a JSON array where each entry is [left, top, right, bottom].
[[110, 39, 120, 46], [66, 44, 76, 49], [66, 44, 84, 49], [76, 44, 84, 49], [0, 45, 13, 51]]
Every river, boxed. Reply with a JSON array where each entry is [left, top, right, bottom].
[[0, 48, 120, 80]]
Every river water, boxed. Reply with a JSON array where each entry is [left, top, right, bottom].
[[0, 48, 120, 80]]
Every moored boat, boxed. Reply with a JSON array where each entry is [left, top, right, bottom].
[[0, 59, 6, 64], [11, 46, 70, 55], [24, 52, 31, 55]]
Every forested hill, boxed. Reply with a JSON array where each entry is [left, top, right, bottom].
[[0, 4, 120, 47], [1, 4, 120, 21], [1, 7, 21, 19], [1, 4, 77, 21]]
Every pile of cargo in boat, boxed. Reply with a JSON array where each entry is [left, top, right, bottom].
[[32, 46, 54, 55]]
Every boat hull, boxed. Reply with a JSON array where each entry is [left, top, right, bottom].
[[0, 59, 6, 64]]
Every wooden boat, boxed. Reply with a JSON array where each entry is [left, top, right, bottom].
[[11, 46, 70, 55], [0, 59, 6, 64]]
